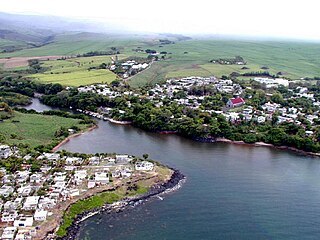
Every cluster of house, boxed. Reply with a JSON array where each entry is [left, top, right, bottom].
[[109, 60, 149, 78], [0, 147, 155, 239], [74, 74, 320, 138], [145, 77, 243, 110], [254, 77, 289, 89]]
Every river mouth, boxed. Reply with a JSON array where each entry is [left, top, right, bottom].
[[27, 100, 320, 240]]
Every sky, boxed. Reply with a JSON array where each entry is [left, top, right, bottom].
[[1, 0, 320, 40]]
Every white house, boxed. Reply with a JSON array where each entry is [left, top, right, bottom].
[[38, 197, 56, 210], [66, 157, 83, 165], [87, 181, 96, 189], [116, 155, 132, 163], [135, 161, 154, 171], [94, 172, 109, 184], [1, 211, 18, 222], [14, 216, 34, 227], [34, 209, 48, 221], [0, 145, 12, 159], [0, 185, 14, 197], [1, 227, 17, 240], [74, 170, 87, 185], [23, 196, 40, 210]]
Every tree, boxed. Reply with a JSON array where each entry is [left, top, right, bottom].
[[142, 154, 149, 160]]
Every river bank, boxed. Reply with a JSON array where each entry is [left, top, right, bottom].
[[195, 137, 320, 158], [51, 124, 98, 152], [55, 169, 185, 240]]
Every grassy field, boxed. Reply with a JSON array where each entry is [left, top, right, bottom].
[[129, 39, 320, 86], [0, 111, 87, 148], [0, 32, 149, 58], [28, 55, 127, 86], [2, 32, 320, 86]]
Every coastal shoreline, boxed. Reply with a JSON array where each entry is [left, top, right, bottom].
[[55, 169, 185, 240], [51, 125, 98, 152], [196, 137, 320, 158]]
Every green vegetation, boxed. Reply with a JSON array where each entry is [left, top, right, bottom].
[[130, 39, 320, 85], [0, 92, 31, 106], [2, 33, 320, 86], [0, 111, 88, 148], [57, 191, 122, 237], [28, 56, 124, 86]]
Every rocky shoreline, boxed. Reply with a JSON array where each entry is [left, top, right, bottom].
[[55, 169, 185, 240]]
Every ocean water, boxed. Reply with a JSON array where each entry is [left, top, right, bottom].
[[60, 120, 320, 240]]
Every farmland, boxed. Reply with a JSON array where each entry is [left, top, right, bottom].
[[28, 55, 126, 86], [1, 32, 320, 87], [0, 111, 88, 148]]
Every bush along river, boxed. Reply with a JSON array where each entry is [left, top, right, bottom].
[[28, 100, 320, 240]]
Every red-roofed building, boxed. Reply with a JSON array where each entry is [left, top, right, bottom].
[[226, 97, 245, 108]]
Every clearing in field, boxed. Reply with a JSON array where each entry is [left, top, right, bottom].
[[0, 56, 63, 69], [28, 55, 125, 86], [0, 111, 87, 148]]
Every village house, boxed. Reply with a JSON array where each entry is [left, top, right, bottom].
[[135, 161, 154, 171], [87, 181, 96, 189], [38, 153, 60, 162], [15, 171, 30, 184], [65, 157, 83, 165], [121, 168, 133, 178], [29, 173, 43, 184], [23, 196, 40, 211], [115, 155, 132, 163], [17, 186, 33, 197], [0, 145, 12, 159], [94, 172, 109, 184], [1, 211, 18, 223], [226, 97, 245, 108], [1, 226, 17, 240], [2, 174, 13, 184], [38, 197, 56, 210], [68, 189, 80, 198], [15, 227, 37, 240], [34, 209, 48, 221], [0, 185, 14, 198], [4, 198, 23, 211], [74, 170, 87, 185], [13, 216, 33, 227], [89, 156, 100, 165]]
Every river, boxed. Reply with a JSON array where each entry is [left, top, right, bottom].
[[29, 100, 320, 240]]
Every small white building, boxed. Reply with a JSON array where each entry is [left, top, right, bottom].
[[14, 216, 34, 227], [87, 181, 96, 189], [23, 196, 40, 210], [1, 211, 18, 222], [38, 197, 56, 209], [69, 189, 80, 197], [94, 172, 109, 184], [1, 226, 17, 240], [135, 161, 154, 171], [66, 157, 83, 165], [34, 209, 48, 221], [0, 185, 14, 197], [74, 170, 87, 184], [0, 145, 12, 159]]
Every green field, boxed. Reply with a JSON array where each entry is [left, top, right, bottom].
[[28, 55, 127, 86], [129, 39, 320, 86], [2, 33, 320, 86], [0, 32, 149, 58], [0, 111, 87, 148]]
